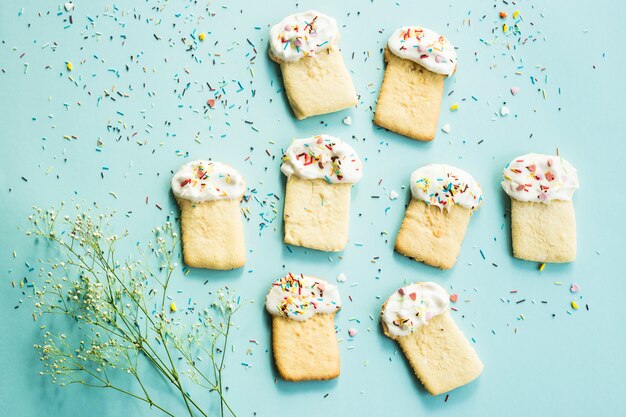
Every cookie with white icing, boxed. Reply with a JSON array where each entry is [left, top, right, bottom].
[[269, 10, 357, 119], [281, 134, 363, 252], [374, 26, 457, 141], [266, 273, 342, 381], [502, 153, 579, 263], [395, 164, 483, 269], [381, 282, 483, 395], [171, 160, 246, 270]]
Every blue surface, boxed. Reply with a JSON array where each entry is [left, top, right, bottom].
[[2, 1, 625, 416]]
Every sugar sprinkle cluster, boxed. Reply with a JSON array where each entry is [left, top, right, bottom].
[[265, 273, 341, 320]]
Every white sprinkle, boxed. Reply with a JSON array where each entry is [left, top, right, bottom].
[[500, 105, 510, 116], [389, 190, 399, 200], [441, 123, 451, 133], [336, 272, 347, 283], [342, 116, 352, 126], [64, 2, 74, 12]]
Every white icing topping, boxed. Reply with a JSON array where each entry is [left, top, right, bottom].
[[269, 11, 339, 62], [410, 164, 483, 211], [382, 282, 449, 338], [281, 135, 363, 184], [502, 153, 579, 203], [171, 160, 246, 202], [387, 26, 457, 76], [265, 273, 342, 321]]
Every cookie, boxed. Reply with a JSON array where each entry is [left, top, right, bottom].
[[269, 11, 358, 120], [381, 282, 483, 395], [374, 27, 457, 141], [265, 273, 342, 381], [502, 153, 579, 263], [281, 135, 363, 252], [171, 160, 246, 270], [395, 164, 483, 269]]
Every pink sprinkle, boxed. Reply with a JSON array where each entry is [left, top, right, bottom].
[[545, 171, 555, 181], [348, 328, 358, 337], [449, 294, 458, 303], [435, 55, 444, 63], [538, 192, 547, 200], [547, 158, 553, 167], [510, 87, 520, 95], [316, 137, 324, 144], [417, 44, 427, 53], [527, 163, 536, 173], [570, 283, 580, 293], [284, 25, 292, 31], [398, 288, 405, 296], [516, 184, 525, 191], [294, 38, 302, 47]]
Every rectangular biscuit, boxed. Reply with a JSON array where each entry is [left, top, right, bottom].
[[272, 314, 340, 381], [397, 311, 483, 395], [177, 198, 246, 270], [511, 199, 576, 263], [280, 47, 358, 120], [374, 48, 445, 141], [283, 176, 352, 252], [395, 199, 471, 269]]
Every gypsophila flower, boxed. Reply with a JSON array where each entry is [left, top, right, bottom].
[[23, 204, 242, 417]]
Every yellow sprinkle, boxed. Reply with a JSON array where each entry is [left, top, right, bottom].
[[539, 263, 546, 271], [198, 32, 206, 41], [450, 104, 459, 111], [513, 11, 520, 19], [66, 61, 73, 71], [502, 24, 509, 33], [571, 301, 579, 310], [170, 302, 177, 312]]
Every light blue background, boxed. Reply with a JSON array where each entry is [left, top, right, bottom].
[[2, 1, 625, 416]]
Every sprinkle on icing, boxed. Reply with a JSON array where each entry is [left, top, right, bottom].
[[265, 273, 342, 320], [501, 153, 579, 203], [269, 11, 339, 62], [281, 135, 363, 184], [409, 164, 483, 211], [381, 282, 449, 339], [387, 26, 457, 76], [171, 160, 246, 202]]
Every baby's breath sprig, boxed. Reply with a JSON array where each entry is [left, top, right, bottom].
[[25, 203, 240, 417]]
